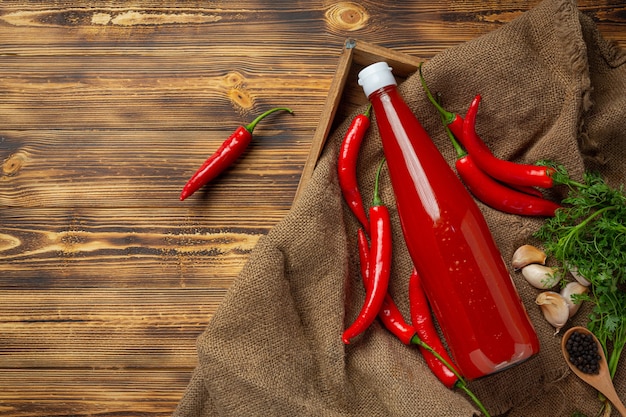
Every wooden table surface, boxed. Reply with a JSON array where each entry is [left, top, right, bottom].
[[1, 1, 624, 416]]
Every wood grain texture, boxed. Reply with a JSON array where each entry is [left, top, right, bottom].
[[1, 1, 624, 416]]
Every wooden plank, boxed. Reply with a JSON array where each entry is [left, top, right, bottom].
[[0, 369, 190, 417], [0, 59, 331, 130], [0, 207, 281, 289], [0, 2, 622, 54], [0, 289, 214, 368]]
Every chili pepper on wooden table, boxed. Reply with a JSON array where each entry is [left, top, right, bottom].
[[342, 159, 392, 344], [179, 107, 293, 201], [338, 105, 372, 233], [441, 114, 561, 217]]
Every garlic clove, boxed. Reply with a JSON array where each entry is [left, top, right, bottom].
[[521, 264, 559, 289], [536, 291, 570, 334], [568, 264, 591, 287], [512, 244, 547, 270], [560, 281, 589, 317]]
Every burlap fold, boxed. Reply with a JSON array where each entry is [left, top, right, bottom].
[[174, 0, 626, 415]]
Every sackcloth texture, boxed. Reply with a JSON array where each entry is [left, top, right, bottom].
[[173, 0, 626, 415]]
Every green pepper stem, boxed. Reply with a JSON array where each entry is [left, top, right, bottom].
[[536, 161, 586, 189], [442, 114, 467, 159], [245, 107, 294, 133], [364, 103, 372, 119], [418, 64, 456, 125], [372, 158, 386, 207], [432, 89, 466, 159], [457, 383, 492, 417], [410, 335, 491, 417]]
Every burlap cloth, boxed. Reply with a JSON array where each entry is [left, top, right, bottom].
[[173, 0, 626, 415]]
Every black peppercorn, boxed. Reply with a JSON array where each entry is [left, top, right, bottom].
[[565, 331, 602, 375]]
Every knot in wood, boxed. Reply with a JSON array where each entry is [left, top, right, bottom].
[[325, 2, 369, 32], [228, 88, 253, 110], [2, 152, 27, 177], [223, 71, 246, 87]]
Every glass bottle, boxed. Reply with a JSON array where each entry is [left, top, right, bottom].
[[358, 62, 540, 379]]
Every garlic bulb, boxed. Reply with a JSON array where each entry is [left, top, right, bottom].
[[521, 264, 559, 289], [536, 291, 570, 334], [512, 244, 547, 270], [560, 281, 589, 317]]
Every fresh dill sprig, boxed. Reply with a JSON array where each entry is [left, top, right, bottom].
[[534, 162, 626, 378]]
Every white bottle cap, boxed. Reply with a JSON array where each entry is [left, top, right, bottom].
[[358, 62, 396, 98]]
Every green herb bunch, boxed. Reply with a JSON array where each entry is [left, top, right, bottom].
[[534, 162, 626, 380]]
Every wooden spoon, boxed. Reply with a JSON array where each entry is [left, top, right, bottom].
[[561, 326, 626, 417]]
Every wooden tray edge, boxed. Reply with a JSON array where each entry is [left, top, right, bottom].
[[294, 39, 424, 201]]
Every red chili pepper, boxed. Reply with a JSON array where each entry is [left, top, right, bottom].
[[503, 182, 545, 199], [409, 271, 492, 415], [180, 107, 293, 201], [455, 155, 560, 216], [356, 228, 415, 345], [420, 69, 542, 199], [338, 106, 372, 233], [462, 95, 555, 188], [378, 292, 416, 345], [342, 160, 392, 344], [408, 268, 460, 389], [359, 230, 490, 415], [421, 76, 546, 201], [441, 115, 561, 217], [418, 65, 555, 189], [356, 228, 370, 279]]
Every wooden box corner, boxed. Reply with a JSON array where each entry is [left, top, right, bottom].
[[295, 39, 424, 200]]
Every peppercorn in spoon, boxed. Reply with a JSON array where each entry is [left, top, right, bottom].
[[561, 326, 626, 416]]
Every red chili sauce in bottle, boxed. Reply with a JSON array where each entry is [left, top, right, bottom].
[[358, 62, 540, 380]]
